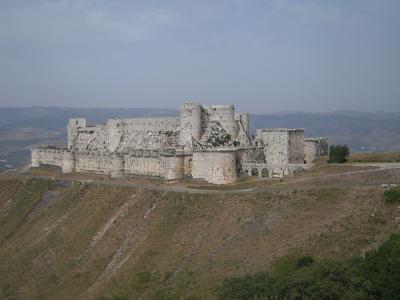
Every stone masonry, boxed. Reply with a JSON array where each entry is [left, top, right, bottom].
[[31, 101, 328, 184]]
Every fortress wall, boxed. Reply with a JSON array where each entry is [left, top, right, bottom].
[[106, 120, 124, 152], [203, 105, 237, 138], [124, 155, 164, 177], [62, 151, 75, 173], [163, 156, 184, 180], [183, 154, 193, 176], [192, 151, 237, 184], [31, 148, 66, 168], [121, 117, 180, 132], [74, 152, 114, 175], [288, 130, 305, 164], [74, 125, 109, 152], [71, 118, 180, 153], [191, 153, 208, 179]]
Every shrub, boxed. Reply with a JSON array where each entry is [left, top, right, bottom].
[[328, 145, 350, 163], [284, 261, 370, 300], [218, 234, 400, 300], [359, 234, 400, 299], [217, 272, 278, 300], [384, 188, 400, 203], [297, 256, 314, 268]]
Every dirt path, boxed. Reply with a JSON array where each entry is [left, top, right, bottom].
[[2, 163, 400, 195]]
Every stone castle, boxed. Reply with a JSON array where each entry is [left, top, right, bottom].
[[31, 102, 328, 184]]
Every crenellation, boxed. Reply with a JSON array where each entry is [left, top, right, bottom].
[[31, 101, 328, 184]]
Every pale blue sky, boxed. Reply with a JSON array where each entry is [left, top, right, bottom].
[[0, 0, 399, 113]]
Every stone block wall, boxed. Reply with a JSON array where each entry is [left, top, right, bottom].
[[31, 148, 66, 169], [257, 129, 304, 165], [258, 130, 289, 165], [69, 117, 180, 153], [124, 155, 164, 177], [74, 152, 114, 175], [163, 156, 185, 180], [288, 130, 305, 164], [304, 138, 329, 163]]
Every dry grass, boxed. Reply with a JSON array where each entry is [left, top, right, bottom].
[[0, 165, 400, 299], [349, 151, 400, 163]]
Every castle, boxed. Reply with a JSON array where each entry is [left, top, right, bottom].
[[31, 102, 328, 184]]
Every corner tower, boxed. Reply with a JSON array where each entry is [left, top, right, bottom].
[[179, 102, 202, 148], [67, 118, 86, 150]]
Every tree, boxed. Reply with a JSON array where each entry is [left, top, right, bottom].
[[328, 145, 350, 163], [217, 234, 400, 300]]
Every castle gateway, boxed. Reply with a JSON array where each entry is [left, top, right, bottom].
[[31, 102, 327, 184]]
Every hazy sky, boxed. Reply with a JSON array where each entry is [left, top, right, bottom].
[[1, 0, 399, 113]]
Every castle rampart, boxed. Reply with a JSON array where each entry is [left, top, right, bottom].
[[31, 101, 327, 184]]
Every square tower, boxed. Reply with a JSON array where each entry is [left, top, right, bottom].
[[257, 128, 304, 165]]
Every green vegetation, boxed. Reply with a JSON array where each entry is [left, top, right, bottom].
[[218, 234, 400, 299], [384, 188, 400, 203], [328, 145, 350, 163]]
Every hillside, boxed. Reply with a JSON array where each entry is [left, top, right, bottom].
[[0, 163, 399, 299], [1, 107, 399, 172]]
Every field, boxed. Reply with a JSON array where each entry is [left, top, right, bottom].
[[0, 162, 399, 299], [349, 151, 400, 163]]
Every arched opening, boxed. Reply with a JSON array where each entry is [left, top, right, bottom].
[[251, 168, 258, 176], [261, 168, 270, 178]]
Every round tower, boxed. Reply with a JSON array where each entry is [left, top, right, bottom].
[[179, 102, 202, 148]]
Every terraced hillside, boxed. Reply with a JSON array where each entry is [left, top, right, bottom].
[[0, 163, 399, 299]]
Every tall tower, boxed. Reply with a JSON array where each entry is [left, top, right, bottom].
[[179, 102, 202, 148], [67, 118, 86, 150]]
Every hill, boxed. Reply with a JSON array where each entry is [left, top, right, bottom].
[[1, 107, 400, 172], [0, 163, 399, 299]]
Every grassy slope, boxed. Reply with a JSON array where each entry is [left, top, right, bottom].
[[0, 165, 399, 299]]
